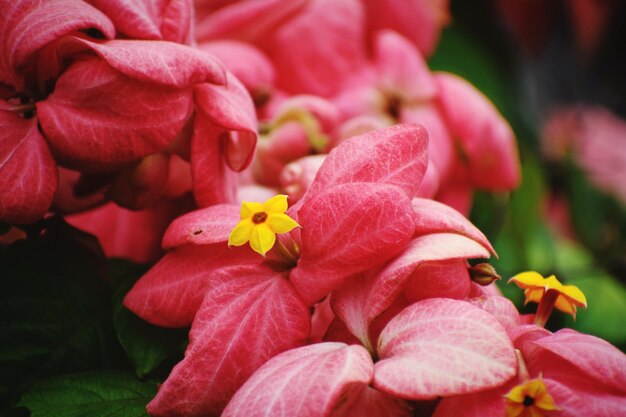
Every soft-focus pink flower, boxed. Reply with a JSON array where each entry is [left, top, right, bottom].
[[542, 106, 626, 206], [0, 0, 257, 224]]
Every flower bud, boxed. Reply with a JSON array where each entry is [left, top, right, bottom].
[[469, 263, 502, 286]]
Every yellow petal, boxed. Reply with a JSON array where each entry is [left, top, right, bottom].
[[524, 288, 544, 305], [241, 201, 264, 219], [504, 403, 525, 417], [560, 284, 587, 307], [504, 384, 526, 403], [544, 275, 562, 291], [249, 223, 276, 256], [509, 271, 546, 289], [266, 213, 300, 234], [554, 296, 577, 317], [534, 391, 559, 411], [228, 219, 254, 246], [262, 194, 289, 214], [525, 379, 545, 398]]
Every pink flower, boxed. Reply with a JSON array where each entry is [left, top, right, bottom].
[[123, 124, 497, 416], [0, 0, 257, 224]]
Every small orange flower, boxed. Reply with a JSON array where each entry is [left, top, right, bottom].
[[504, 378, 559, 417]]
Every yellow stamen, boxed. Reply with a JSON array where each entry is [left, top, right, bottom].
[[508, 271, 587, 326], [228, 195, 300, 256]]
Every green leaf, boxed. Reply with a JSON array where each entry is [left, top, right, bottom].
[[0, 219, 125, 409], [109, 260, 187, 377], [18, 371, 156, 417]]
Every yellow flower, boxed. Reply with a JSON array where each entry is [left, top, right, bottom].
[[228, 195, 300, 256], [508, 271, 587, 318], [504, 378, 559, 417]]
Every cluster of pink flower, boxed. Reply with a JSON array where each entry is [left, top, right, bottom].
[[2, 1, 625, 416]]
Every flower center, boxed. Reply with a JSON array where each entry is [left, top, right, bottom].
[[523, 395, 534, 407], [252, 212, 268, 224]]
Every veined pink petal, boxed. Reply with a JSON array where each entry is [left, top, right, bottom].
[[469, 295, 521, 336], [194, 73, 257, 172], [291, 183, 414, 306], [330, 386, 412, 417], [123, 244, 259, 327], [269, 0, 368, 97], [435, 72, 520, 190], [523, 329, 626, 394], [190, 114, 239, 207], [412, 198, 495, 253], [148, 265, 310, 417], [37, 58, 192, 168], [0, 0, 115, 87], [403, 260, 471, 302], [374, 298, 517, 399], [332, 233, 489, 347], [59, 36, 226, 88], [0, 110, 57, 224], [373, 30, 437, 101], [305, 123, 429, 203], [362, 0, 449, 56], [161, 203, 240, 249], [222, 343, 373, 417]]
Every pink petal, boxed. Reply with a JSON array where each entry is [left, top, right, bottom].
[[374, 298, 516, 398], [222, 343, 373, 417], [305, 123, 429, 202], [59, 36, 226, 88], [197, 40, 275, 96], [190, 114, 239, 206], [149, 265, 311, 417], [269, 0, 368, 97], [37, 58, 192, 168], [362, 0, 449, 56], [161, 204, 239, 249], [280, 155, 327, 203], [524, 329, 626, 394], [330, 386, 412, 417], [468, 295, 521, 336], [194, 73, 257, 172], [66, 200, 177, 263], [0, 0, 114, 87], [195, 0, 307, 43], [412, 197, 494, 253], [291, 183, 414, 306], [123, 244, 259, 327], [373, 30, 437, 101], [0, 110, 57, 224], [403, 260, 471, 302], [435, 72, 520, 190]]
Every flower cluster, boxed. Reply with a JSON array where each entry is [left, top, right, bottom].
[[3, 1, 625, 417]]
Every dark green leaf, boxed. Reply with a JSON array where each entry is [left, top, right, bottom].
[[18, 371, 156, 417], [109, 259, 187, 377]]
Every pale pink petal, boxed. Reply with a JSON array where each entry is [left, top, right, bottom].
[[280, 155, 326, 203], [403, 260, 471, 302], [332, 233, 489, 346], [373, 30, 437, 101], [374, 298, 517, 398], [524, 329, 626, 394], [0, 110, 57, 224], [469, 295, 521, 336], [149, 265, 310, 417], [37, 58, 192, 168], [123, 244, 259, 327], [0, 0, 114, 87], [161, 204, 239, 249], [363, 0, 449, 56], [222, 343, 373, 417], [305, 123, 429, 202], [435, 72, 520, 190], [194, 72, 257, 171], [412, 197, 494, 253], [291, 183, 414, 306]]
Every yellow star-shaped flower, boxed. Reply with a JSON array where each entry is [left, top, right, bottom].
[[228, 195, 300, 256], [504, 378, 559, 417], [508, 271, 587, 318]]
